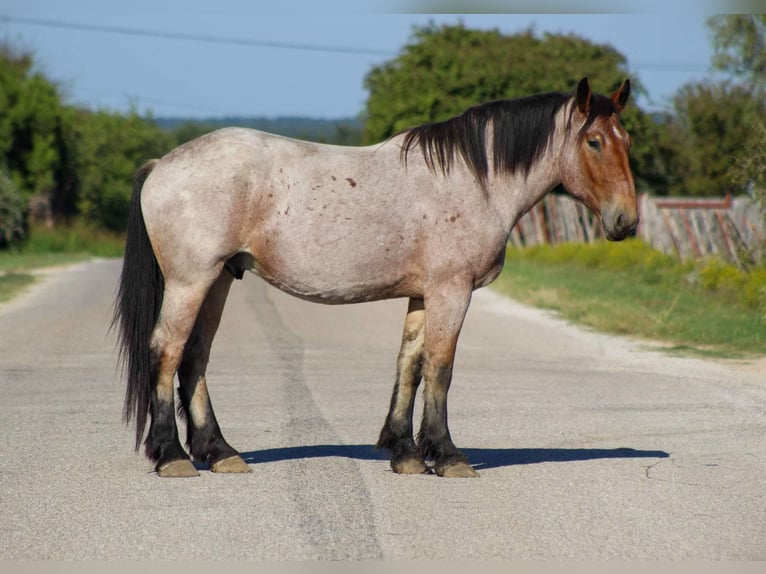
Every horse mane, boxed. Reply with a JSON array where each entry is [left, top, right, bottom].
[[400, 92, 575, 186]]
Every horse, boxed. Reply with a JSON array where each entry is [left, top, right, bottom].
[[114, 77, 637, 478]]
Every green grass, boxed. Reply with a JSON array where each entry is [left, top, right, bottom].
[[0, 223, 125, 303], [0, 272, 37, 303], [0, 252, 95, 273], [20, 222, 125, 257], [494, 240, 766, 358]]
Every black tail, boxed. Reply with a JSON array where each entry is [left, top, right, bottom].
[[113, 160, 163, 450]]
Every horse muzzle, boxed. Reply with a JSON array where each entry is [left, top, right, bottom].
[[601, 204, 638, 241]]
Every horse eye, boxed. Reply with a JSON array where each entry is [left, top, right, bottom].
[[587, 138, 601, 151]]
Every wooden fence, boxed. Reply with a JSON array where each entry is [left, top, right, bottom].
[[509, 192, 765, 265], [509, 193, 603, 246]]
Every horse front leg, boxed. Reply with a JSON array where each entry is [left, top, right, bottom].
[[177, 271, 251, 474], [377, 298, 428, 474], [417, 280, 479, 478]]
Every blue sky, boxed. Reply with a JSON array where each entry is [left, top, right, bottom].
[[0, 0, 741, 119]]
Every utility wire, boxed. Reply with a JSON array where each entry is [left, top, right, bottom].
[[1, 15, 710, 72], [1, 12, 711, 115], [0, 15, 396, 56]]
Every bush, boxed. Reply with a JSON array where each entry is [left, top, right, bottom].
[[510, 239, 766, 319], [510, 239, 679, 280], [0, 170, 26, 248], [73, 109, 175, 232], [22, 221, 124, 257], [698, 257, 766, 318]]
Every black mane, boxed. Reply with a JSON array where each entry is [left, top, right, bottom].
[[401, 92, 577, 186]]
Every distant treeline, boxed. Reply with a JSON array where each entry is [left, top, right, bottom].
[[153, 116, 364, 146]]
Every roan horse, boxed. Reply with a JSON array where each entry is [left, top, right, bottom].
[[114, 77, 637, 478]]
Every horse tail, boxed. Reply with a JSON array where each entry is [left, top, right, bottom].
[[113, 159, 163, 450]]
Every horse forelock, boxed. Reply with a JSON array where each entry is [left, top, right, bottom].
[[400, 92, 571, 186], [575, 93, 621, 137]]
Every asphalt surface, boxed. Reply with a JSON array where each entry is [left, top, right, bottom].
[[0, 258, 764, 560]]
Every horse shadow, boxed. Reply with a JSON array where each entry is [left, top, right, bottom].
[[236, 444, 668, 470]]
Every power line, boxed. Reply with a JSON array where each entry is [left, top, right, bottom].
[[2, 10, 715, 115], [0, 15, 396, 57], [1, 15, 712, 73]]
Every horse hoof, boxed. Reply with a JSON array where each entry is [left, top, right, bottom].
[[436, 460, 479, 478], [211, 455, 252, 474], [157, 459, 200, 478], [391, 454, 430, 475]]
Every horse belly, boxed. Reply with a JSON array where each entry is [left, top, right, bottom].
[[252, 255, 416, 304], [247, 220, 419, 304]]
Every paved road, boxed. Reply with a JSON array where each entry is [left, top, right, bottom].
[[0, 258, 764, 560]]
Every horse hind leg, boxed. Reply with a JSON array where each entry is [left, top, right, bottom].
[[377, 298, 430, 475], [145, 279, 221, 477], [177, 271, 250, 474]]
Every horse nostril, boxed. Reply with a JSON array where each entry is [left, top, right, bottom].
[[616, 212, 625, 229]]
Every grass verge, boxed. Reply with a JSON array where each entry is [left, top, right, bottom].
[[0, 223, 125, 303], [493, 239, 766, 358], [0, 272, 37, 304]]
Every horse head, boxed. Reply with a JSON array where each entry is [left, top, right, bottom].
[[560, 77, 638, 241]]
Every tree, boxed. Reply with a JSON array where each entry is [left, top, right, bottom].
[[708, 15, 766, 90], [362, 23, 664, 193], [364, 23, 637, 141], [0, 44, 73, 219], [707, 15, 766, 194], [0, 170, 26, 246], [73, 109, 175, 232], [0, 43, 177, 234], [663, 81, 763, 197]]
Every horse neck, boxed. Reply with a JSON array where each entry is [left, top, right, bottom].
[[486, 119, 568, 230]]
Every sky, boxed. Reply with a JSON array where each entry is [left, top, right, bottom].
[[0, 0, 753, 120]]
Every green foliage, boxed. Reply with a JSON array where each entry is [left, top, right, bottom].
[[509, 238, 678, 272], [705, 15, 766, 260], [364, 23, 635, 142], [708, 15, 766, 232], [0, 43, 175, 236], [698, 257, 744, 292], [508, 239, 683, 283], [662, 81, 764, 197], [734, 115, 766, 193], [697, 257, 766, 312], [363, 23, 667, 194], [0, 44, 74, 211], [0, 170, 26, 246], [20, 222, 124, 257], [499, 240, 766, 356], [0, 222, 124, 303], [0, 222, 122, 303], [73, 109, 175, 231], [509, 239, 766, 317], [708, 14, 766, 89], [0, 272, 35, 303]]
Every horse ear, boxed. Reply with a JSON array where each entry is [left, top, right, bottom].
[[611, 78, 631, 112], [576, 77, 591, 115]]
